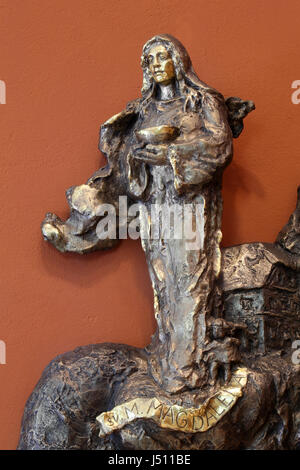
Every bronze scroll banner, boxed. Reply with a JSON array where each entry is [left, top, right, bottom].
[[97, 367, 248, 436]]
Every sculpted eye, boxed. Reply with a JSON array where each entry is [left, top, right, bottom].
[[148, 56, 154, 63]]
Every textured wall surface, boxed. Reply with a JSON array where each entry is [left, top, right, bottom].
[[0, 0, 300, 449]]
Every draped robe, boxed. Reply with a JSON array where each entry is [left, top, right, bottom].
[[57, 88, 233, 393]]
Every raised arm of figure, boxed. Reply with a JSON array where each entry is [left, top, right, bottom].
[[41, 100, 141, 254], [167, 92, 233, 194]]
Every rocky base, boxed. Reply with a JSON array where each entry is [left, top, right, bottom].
[[18, 343, 300, 450]]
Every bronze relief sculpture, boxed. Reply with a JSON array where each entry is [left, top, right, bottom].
[[18, 35, 300, 450]]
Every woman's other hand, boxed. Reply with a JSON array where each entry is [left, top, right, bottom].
[[133, 144, 168, 165]]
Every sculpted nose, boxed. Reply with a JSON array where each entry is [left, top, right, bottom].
[[153, 56, 160, 67]]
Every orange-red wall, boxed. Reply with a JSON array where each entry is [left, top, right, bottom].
[[1, 0, 300, 449]]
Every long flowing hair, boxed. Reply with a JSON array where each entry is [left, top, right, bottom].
[[140, 34, 224, 113]]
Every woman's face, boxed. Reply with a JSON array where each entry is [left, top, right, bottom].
[[146, 45, 175, 84]]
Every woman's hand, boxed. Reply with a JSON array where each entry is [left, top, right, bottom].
[[133, 144, 168, 165]]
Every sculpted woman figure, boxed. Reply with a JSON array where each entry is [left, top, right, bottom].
[[42, 35, 248, 393]]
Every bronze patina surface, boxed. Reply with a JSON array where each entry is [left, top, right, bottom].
[[18, 35, 300, 450]]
